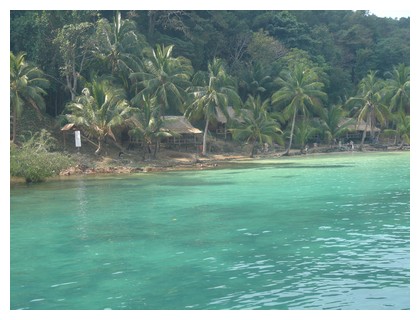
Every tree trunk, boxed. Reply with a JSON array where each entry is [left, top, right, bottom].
[[12, 105, 17, 143], [66, 72, 76, 101], [398, 140, 405, 150], [55, 93, 58, 117], [359, 126, 367, 151], [250, 138, 257, 158], [72, 54, 78, 101], [153, 139, 160, 158], [95, 137, 103, 155], [284, 106, 297, 156], [148, 11, 156, 39], [202, 118, 210, 156]]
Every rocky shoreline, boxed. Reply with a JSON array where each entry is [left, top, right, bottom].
[[58, 145, 408, 177], [59, 159, 222, 176]]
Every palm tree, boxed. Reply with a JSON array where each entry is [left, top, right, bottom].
[[292, 119, 320, 153], [130, 44, 193, 117], [230, 95, 283, 157], [65, 79, 132, 155], [271, 63, 326, 155], [384, 64, 410, 114], [320, 104, 354, 147], [383, 111, 410, 149], [94, 11, 147, 91], [346, 70, 391, 150], [238, 62, 273, 101], [185, 58, 242, 156], [127, 94, 171, 159], [10, 52, 49, 143]]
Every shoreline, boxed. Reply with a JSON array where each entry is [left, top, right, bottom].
[[10, 147, 409, 184]]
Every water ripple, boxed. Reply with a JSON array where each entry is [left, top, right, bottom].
[[10, 152, 410, 310]]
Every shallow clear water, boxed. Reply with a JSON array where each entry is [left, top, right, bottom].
[[10, 152, 410, 310]]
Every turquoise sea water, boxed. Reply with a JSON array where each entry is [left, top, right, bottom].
[[10, 152, 410, 310]]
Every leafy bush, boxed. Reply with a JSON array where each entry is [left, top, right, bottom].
[[10, 130, 74, 182]]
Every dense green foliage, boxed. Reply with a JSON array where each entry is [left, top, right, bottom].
[[64, 79, 132, 155], [10, 130, 74, 182], [346, 71, 392, 149], [126, 94, 171, 159], [10, 10, 410, 161], [10, 52, 49, 143], [272, 63, 327, 155], [230, 96, 283, 157], [130, 44, 193, 116], [10, 10, 409, 114], [185, 58, 241, 155]]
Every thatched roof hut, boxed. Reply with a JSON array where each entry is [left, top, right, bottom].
[[338, 117, 381, 141], [160, 116, 202, 149], [215, 106, 244, 124], [161, 116, 202, 134], [214, 107, 246, 140], [339, 118, 380, 133]]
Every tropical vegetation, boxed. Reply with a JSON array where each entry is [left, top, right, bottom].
[[10, 10, 410, 180], [185, 58, 241, 156], [64, 79, 132, 155], [10, 52, 49, 143], [230, 95, 283, 157], [10, 129, 74, 182], [271, 63, 326, 155], [346, 71, 392, 150]]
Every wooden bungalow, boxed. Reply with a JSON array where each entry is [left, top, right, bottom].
[[214, 106, 244, 140], [160, 116, 202, 150], [339, 118, 381, 141]]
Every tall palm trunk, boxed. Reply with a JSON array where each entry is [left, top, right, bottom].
[[11, 92, 20, 143], [95, 136, 103, 155], [250, 137, 257, 158], [12, 106, 17, 143], [284, 106, 297, 156], [153, 139, 160, 158], [359, 108, 372, 151], [202, 118, 210, 156], [359, 126, 367, 151], [398, 139, 405, 150], [143, 142, 152, 160]]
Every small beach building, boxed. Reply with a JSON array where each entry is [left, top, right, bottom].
[[214, 106, 244, 140], [160, 116, 202, 150], [340, 118, 381, 141]]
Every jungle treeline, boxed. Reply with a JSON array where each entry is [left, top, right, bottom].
[[10, 10, 410, 159], [10, 10, 409, 113]]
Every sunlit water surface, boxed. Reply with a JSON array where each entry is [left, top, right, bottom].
[[10, 152, 410, 310]]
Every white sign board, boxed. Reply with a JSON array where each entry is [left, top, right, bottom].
[[75, 130, 81, 147]]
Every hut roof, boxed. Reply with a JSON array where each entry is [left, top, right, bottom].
[[61, 123, 77, 131], [161, 116, 202, 134], [216, 106, 244, 123], [339, 118, 380, 132]]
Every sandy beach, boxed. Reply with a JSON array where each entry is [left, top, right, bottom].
[[57, 144, 408, 177]]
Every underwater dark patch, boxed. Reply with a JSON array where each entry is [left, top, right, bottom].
[[160, 180, 235, 187]]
